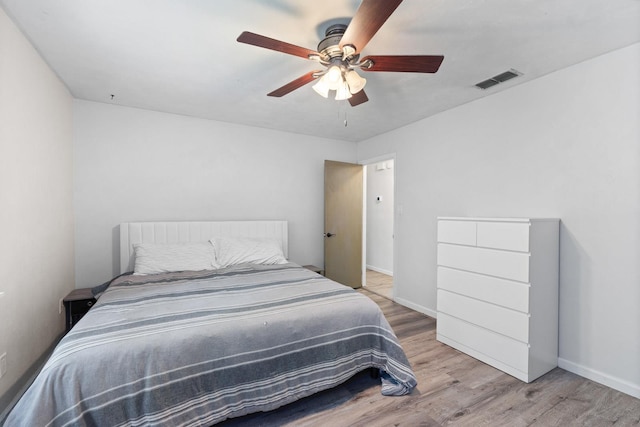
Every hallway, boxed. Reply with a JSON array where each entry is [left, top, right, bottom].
[[364, 269, 392, 300]]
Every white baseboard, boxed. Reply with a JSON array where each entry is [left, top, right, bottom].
[[366, 265, 393, 276], [558, 357, 640, 399], [394, 297, 437, 319], [383, 302, 640, 399]]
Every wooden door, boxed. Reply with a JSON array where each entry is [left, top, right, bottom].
[[324, 160, 363, 288]]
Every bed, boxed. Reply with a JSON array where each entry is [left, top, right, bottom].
[[5, 221, 417, 426]]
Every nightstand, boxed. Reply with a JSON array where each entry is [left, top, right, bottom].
[[63, 288, 96, 332], [303, 265, 325, 276]]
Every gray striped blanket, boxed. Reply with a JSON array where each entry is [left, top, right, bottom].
[[5, 263, 416, 426]]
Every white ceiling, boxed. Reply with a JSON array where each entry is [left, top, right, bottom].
[[2, 0, 639, 142]]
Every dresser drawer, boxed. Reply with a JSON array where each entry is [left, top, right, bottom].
[[477, 221, 530, 252], [437, 243, 530, 282], [437, 220, 476, 246], [437, 266, 530, 313], [437, 289, 530, 342], [437, 312, 529, 373]]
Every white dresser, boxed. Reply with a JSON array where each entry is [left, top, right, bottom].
[[436, 217, 559, 383]]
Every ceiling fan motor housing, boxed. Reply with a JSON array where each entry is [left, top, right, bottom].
[[318, 24, 352, 61]]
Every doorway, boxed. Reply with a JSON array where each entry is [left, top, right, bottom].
[[362, 156, 395, 300]]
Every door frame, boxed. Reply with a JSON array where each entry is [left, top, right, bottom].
[[359, 153, 397, 299]]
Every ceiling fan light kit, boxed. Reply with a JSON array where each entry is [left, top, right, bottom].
[[312, 79, 330, 98], [237, 0, 444, 107], [312, 65, 367, 100], [324, 65, 344, 90], [345, 70, 367, 94], [335, 80, 353, 101]]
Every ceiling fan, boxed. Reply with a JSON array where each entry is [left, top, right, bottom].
[[237, 0, 444, 107]]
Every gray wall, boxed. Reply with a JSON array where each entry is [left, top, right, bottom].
[[357, 43, 640, 397], [73, 100, 357, 288], [0, 8, 74, 402]]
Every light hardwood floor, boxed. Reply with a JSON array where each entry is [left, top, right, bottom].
[[364, 269, 393, 300], [220, 290, 640, 426]]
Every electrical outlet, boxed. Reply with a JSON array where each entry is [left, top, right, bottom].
[[59, 297, 64, 315], [0, 352, 7, 379]]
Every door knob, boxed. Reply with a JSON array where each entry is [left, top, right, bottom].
[[324, 232, 336, 237]]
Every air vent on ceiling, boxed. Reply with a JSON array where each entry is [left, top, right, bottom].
[[475, 69, 521, 90]]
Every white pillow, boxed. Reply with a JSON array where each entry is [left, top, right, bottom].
[[210, 237, 287, 267], [133, 242, 218, 275]]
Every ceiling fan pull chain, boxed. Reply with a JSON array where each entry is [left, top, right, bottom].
[[339, 103, 348, 127]]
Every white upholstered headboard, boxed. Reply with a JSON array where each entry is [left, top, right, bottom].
[[119, 221, 288, 274]]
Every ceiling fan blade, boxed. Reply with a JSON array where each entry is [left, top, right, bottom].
[[360, 55, 444, 73], [237, 31, 318, 60], [339, 0, 403, 54], [267, 71, 321, 97], [349, 90, 369, 107]]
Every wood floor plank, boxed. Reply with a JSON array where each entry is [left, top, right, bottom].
[[220, 289, 640, 427], [364, 270, 393, 300]]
